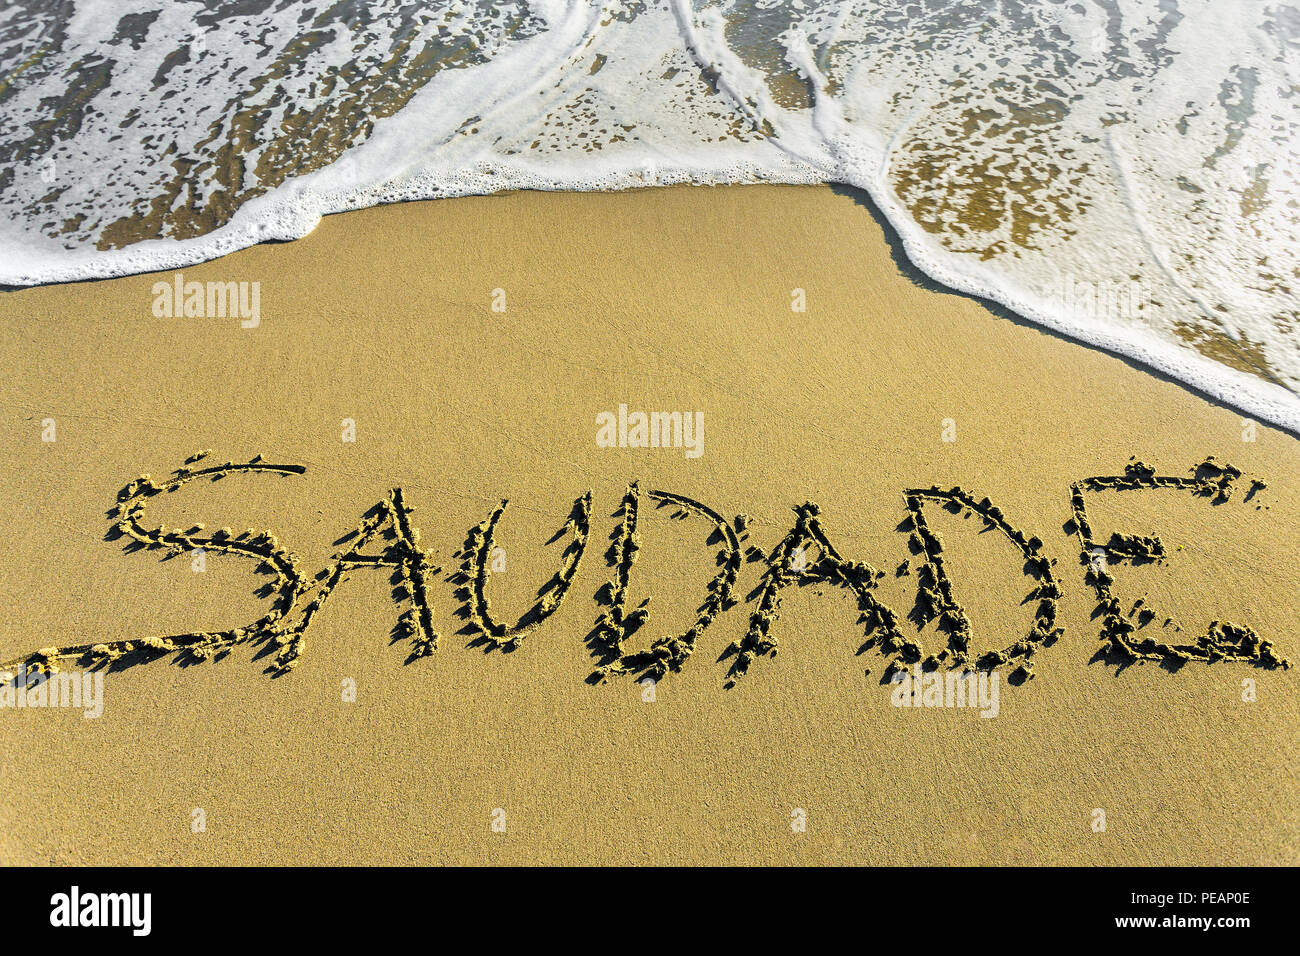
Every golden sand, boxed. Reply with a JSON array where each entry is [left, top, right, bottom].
[[0, 184, 1295, 864]]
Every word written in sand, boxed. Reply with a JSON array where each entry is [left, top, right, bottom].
[[0, 453, 1288, 689]]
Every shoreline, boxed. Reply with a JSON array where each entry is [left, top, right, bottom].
[[5, 178, 1298, 436]]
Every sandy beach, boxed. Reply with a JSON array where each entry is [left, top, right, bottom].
[[1, 183, 1295, 865]]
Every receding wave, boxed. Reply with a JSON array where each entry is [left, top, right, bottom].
[[1, 0, 1297, 429]]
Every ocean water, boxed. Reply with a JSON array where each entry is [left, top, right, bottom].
[[1, 0, 1297, 429]]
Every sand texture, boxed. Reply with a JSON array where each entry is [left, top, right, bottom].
[[0, 185, 1295, 865]]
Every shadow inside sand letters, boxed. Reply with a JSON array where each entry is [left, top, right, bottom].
[[0, 451, 1289, 694]]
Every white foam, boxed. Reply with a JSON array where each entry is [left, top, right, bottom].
[[1, 0, 1297, 432]]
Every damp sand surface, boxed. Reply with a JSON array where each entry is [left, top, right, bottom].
[[0, 184, 1296, 865]]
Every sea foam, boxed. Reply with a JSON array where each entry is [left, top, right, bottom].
[[1, 0, 1297, 430]]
